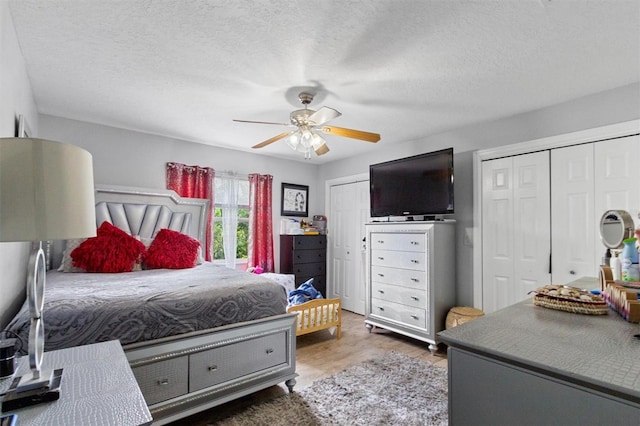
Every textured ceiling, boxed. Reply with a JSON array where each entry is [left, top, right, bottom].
[[8, 0, 640, 164]]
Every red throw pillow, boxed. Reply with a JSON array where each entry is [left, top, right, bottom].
[[71, 222, 147, 273], [145, 229, 200, 269]]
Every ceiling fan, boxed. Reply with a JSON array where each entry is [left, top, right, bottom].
[[233, 92, 381, 159]]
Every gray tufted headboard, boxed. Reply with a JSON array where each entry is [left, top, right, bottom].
[[51, 185, 209, 268]]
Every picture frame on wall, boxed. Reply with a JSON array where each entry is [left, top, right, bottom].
[[281, 183, 309, 217]]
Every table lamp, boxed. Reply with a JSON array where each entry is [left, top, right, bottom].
[[0, 137, 96, 403]]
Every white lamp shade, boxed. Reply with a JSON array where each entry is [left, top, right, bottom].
[[0, 138, 97, 242]]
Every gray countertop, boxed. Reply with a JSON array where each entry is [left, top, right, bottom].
[[438, 289, 640, 402]]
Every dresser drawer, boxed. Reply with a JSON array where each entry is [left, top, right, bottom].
[[293, 248, 326, 264], [370, 265, 427, 290], [132, 356, 188, 405], [371, 282, 427, 309], [293, 235, 327, 250], [292, 262, 326, 277], [370, 298, 427, 329], [370, 232, 426, 252], [371, 249, 426, 271], [189, 332, 287, 392]]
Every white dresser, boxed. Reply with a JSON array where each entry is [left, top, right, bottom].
[[365, 221, 455, 353]]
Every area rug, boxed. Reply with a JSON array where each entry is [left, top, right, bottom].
[[212, 351, 448, 425]]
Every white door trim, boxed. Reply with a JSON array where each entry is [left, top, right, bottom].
[[472, 119, 640, 308]]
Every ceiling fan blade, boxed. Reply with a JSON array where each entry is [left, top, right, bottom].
[[233, 119, 290, 126], [251, 132, 291, 149], [320, 126, 381, 143], [308, 107, 341, 126], [315, 143, 330, 156]]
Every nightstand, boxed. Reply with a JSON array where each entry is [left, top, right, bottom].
[[1, 340, 152, 426]]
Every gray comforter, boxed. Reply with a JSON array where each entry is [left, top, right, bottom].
[[5, 263, 287, 353]]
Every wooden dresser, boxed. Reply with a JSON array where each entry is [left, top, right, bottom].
[[280, 234, 327, 296]]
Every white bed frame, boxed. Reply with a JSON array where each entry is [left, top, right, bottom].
[[90, 185, 297, 425]]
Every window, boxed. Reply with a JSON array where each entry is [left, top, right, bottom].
[[213, 176, 249, 267]]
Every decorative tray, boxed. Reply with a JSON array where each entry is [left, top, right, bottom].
[[530, 285, 608, 315]]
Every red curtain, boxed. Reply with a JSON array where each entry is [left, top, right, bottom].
[[247, 173, 274, 272], [166, 162, 215, 261]]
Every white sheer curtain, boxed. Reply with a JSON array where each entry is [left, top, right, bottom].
[[216, 175, 239, 269]]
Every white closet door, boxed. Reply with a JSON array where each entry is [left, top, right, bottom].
[[482, 152, 550, 313], [551, 144, 595, 284], [594, 135, 640, 266], [329, 181, 369, 314], [513, 152, 551, 301], [482, 157, 514, 313]]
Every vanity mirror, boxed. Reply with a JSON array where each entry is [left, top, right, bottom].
[[599, 210, 635, 249]]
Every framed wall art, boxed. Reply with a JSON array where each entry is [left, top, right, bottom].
[[281, 183, 309, 217]]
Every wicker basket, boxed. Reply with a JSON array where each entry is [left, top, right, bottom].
[[533, 294, 608, 315], [531, 285, 608, 315], [445, 306, 485, 329]]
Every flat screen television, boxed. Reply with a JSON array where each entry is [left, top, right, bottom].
[[369, 148, 454, 218]]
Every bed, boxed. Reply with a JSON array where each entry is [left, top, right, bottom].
[[4, 185, 297, 425], [287, 298, 342, 339], [257, 273, 342, 339]]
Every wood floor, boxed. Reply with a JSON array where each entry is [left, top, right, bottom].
[[172, 310, 448, 425]]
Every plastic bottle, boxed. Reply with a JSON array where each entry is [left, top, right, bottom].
[[620, 237, 639, 281], [611, 252, 622, 281]]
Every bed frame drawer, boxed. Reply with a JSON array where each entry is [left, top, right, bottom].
[[132, 356, 188, 405], [189, 331, 287, 392]]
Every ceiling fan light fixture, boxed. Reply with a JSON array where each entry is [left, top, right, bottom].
[[311, 132, 326, 149], [285, 131, 300, 150], [237, 89, 380, 158], [300, 127, 313, 149]]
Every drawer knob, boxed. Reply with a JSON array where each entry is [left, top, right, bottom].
[[208, 365, 218, 372], [377, 273, 385, 277], [411, 296, 419, 301], [410, 259, 419, 264], [266, 348, 274, 354], [377, 289, 385, 294], [410, 315, 419, 320], [411, 241, 419, 245], [411, 278, 419, 282], [157, 378, 170, 386], [377, 256, 384, 260], [377, 240, 384, 244], [377, 306, 385, 311]]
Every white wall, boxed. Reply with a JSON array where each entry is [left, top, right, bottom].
[[319, 82, 640, 306], [39, 115, 323, 269], [0, 0, 39, 327]]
